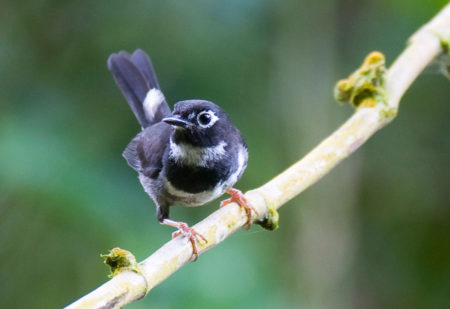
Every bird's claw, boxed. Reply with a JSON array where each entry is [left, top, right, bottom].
[[220, 188, 258, 229], [171, 222, 207, 261]]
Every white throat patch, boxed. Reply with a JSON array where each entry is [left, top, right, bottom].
[[169, 140, 227, 167]]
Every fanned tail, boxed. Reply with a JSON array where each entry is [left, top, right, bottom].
[[107, 49, 171, 128]]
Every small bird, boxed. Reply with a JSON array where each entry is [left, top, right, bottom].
[[107, 49, 257, 260]]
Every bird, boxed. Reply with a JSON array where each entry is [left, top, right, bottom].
[[107, 49, 257, 260]]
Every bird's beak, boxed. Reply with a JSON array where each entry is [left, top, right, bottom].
[[162, 115, 190, 128]]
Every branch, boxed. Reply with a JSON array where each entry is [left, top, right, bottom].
[[66, 4, 450, 308]]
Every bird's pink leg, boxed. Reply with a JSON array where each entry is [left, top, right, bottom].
[[162, 219, 207, 261], [220, 188, 258, 229]]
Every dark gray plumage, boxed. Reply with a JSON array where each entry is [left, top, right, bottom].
[[107, 49, 254, 260]]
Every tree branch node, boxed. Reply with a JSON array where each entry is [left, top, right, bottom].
[[256, 206, 280, 231], [334, 51, 387, 109], [101, 248, 142, 279]]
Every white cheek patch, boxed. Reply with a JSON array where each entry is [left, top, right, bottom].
[[143, 89, 165, 121], [169, 140, 227, 167]]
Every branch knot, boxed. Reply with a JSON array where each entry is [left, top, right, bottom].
[[101, 247, 143, 279], [334, 51, 387, 108]]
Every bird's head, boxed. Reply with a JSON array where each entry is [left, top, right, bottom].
[[163, 100, 234, 146]]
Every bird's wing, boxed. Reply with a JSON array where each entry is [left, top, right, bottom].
[[107, 49, 171, 128], [123, 122, 173, 179]]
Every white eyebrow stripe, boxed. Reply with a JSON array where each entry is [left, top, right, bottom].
[[143, 89, 165, 121]]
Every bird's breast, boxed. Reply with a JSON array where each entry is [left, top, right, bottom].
[[162, 144, 248, 207], [162, 164, 227, 206], [165, 139, 230, 194], [165, 164, 227, 194]]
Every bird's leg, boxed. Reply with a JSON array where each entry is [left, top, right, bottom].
[[220, 188, 258, 230], [161, 219, 207, 261]]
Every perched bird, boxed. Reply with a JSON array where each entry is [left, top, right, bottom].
[[107, 49, 257, 260]]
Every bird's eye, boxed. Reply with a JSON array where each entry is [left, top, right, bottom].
[[197, 110, 218, 128], [198, 113, 211, 125]]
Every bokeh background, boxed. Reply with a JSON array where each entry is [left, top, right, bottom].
[[1, 1, 449, 308]]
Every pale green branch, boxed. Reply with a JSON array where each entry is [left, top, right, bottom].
[[65, 4, 450, 308]]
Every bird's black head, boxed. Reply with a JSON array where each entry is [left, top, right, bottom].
[[163, 100, 236, 147]]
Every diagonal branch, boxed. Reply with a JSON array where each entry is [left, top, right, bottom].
[[65, 4, 450, 308]]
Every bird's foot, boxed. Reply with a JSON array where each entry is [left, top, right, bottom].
[[220, 188, 258, 229], [162, 219, 207, 261]]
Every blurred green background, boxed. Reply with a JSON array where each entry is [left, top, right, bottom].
[[1, 1, 449, 308]]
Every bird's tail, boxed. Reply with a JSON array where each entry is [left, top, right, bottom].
[[107, 49, 171, 128]]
